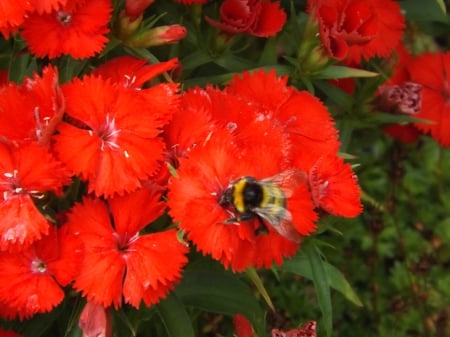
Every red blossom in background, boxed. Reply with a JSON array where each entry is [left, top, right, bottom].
[[374, 44, 422, 143], [205, 0, 287, 37], [408, 52, 450, 147], [0, 225, 81, 320], [68, 187, 188, 308], [309, 0, 405, 64], [0, 329, 23, 337], [21, 0, 112, 59], [125, 0, 155, 19], [174, 0, 208, 4]]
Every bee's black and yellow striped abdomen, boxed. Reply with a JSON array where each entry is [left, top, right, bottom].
[[230, 177, 286, 214]]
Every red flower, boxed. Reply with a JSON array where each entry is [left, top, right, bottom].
[[125, 0, 155, 19], [374, 45, 421, 144], [93, 56, 181, 127], [68, 186, 188, 308], [21, 0, 112, 59], [168, 130, 316, 271], [408, 52, 450, 147], [174, 0, 208, 4], [167, 69, 359, 270], [0, 225, 81, 319], [205, 0, 286, 37], [54, 74, 173, 197], [0, 329, 23, 337], [226, 70, 340, 171], [0, 66, 64, 145], [308, 154, 362, 217], [79, 301, 112, 337], [309, 0, 405, 64], [0, 0, 32, 37], [0, 142, 69, 252], [233, 314, 254, 337]]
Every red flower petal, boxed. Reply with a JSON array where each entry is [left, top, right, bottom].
[[55, 76, 167, 197], [383, 124, 421, 144], [0, 225, 76, 319], [109, 185, 166, 240], [68, 198, 125, 308], [309, 154, 362, 217], [123, 230, 188, 307], [278, 91, 340, 171], [79, 301, 112, 337], [409, 52, 450, 146], [233, 314, 255, 337], [70, 189, 188, 309], [164, 87, 215, 159], [0, 142, 69, 251], [0, 0, 32, 37], [227, 69, 292, 113], [249, 0, 286, 37], [205, 0, 259, 34], [311, 0, 405, 64], [21, 0, 112, 59], [93, 56, 179, 90]]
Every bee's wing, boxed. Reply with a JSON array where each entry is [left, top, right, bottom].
[[260, 169, 307, 198], [254, 205, 302, 243]]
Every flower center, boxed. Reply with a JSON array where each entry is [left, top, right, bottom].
[[98, 115, 121, 151], [31, 259, 47, 274], [56, 11, 72, 26]]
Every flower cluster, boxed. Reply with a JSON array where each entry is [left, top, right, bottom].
[[167, 69, 361, 271], [1, 0, 447, 335], [0, 58, 188, 319]]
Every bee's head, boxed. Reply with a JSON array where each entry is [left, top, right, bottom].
[[218, 184, 234, 207]]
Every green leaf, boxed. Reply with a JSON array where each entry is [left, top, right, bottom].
[[175, 265, 266, 337], [58, 56, 89, 83], [305, 245, 332, 337], [155, 292, 196, 337], [281, 252, 363, 307], [401, 0, 449, 23], [314, 80, 353, 111], [246, 268, 275, 311], [314, 66, 379, 80]]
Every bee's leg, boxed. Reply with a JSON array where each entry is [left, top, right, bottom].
[[255, 216, 269, 236], [224, 212, 254, 224]]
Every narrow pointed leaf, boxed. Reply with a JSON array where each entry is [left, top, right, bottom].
[[175, 267, 266, 337], [246, 268, 275, 311], [155, 292, 196, 337], [306, 245, 332, 337], [281, 252, 363, 307]]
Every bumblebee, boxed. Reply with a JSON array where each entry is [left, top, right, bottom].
[[219, 169, 306, 243]]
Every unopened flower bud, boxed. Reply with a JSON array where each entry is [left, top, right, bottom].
[[124, 24, 187, 48], [116, 10, 143, 40], [376, 82, 422, 115]]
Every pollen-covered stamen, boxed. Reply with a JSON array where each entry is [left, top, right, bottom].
[[123, 74, 137, 88], [1, 170, 27, 200], [31, 259, 47, 274], [97, 114, 121, 151], [56, 11, 72, 26]]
